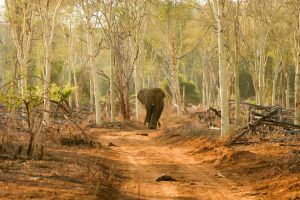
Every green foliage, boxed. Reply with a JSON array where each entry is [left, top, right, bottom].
[[239, 66, 255, 99], [0, 84, 43, 111], [50, 83, 76, 102], [50, 60, 64, 83], [0, 90, 22, 110], [162, 74, 201, 105]]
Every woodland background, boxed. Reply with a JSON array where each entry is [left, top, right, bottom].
[[0, 0, 299, 137]]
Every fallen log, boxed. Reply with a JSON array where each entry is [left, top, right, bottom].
[[229, 126, 250, 143], [261, 120, 300, 129], [229, 100, 278, 111], [230, 109, 279, 143], [249, 108, 279, 127]]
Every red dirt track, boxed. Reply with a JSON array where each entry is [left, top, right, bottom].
[[0, 115, 299, 199]]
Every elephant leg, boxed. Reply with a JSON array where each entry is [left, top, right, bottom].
[[149, 105, 158, 129], [157, 121, 161, 129], [144, 105, 153, 127], [156, 101, 164, 122], [149, 101, 164, 129]]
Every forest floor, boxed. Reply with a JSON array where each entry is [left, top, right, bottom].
[[0, 114, 299, 199]]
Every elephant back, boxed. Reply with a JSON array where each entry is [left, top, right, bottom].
[[137, 88, 165, 106]]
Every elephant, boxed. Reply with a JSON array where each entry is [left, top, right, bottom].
[[137, 88, 165, 129]]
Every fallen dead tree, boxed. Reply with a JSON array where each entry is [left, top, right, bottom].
[[0, 97, 97, 159], [185, 104, 221, 125], [229, 100, 300, 145]]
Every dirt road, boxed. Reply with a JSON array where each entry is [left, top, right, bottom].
[[1, 119, 298, 199], [95, 126, 257, 200]]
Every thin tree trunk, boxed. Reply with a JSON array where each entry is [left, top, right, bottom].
[[295, 12, 300, 125], [42, 0, 62, 125], [87, 31, 101, 126], [285, 73, 290, 109], [81, 0, 101, 126], [110, 47, 116, 122], [71, 56, 79, 108], [234, 0, 240, 125], [272, 73, 279, 106], [202, 67, 206, 106], [68, 62, 73, 108], [213, 0, 229, 136], [258, 28, 265, 105], [272, 47, 282, 106], [5, 0, 34, 100], [89, 77, 94, 106], [171, 34, 182, 116]]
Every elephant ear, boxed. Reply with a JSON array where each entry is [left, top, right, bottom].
[[137, 89, 146, 105], [156, 88, 166, 100]]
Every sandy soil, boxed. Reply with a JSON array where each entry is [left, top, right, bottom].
[[93, 126, 256, 200], [0, 115, 299, 200]]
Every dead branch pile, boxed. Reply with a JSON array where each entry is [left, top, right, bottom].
[[185, 104, 222, 128], [0, 100, 97, 159], [229, 101, 300, 145]]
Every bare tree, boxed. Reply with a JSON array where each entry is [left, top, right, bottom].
[[80, 0, 102, 126], [38, 0, 63, 125], [61, 12, 80, 109], [211, 0, 230, 136], [234, 0, 241, 125], [295, 12, 300, 125], [5, 0, 36, 99], [272, 44, 283, 106]]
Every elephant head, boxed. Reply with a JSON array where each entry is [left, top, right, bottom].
[[137, 88, 165, 129]]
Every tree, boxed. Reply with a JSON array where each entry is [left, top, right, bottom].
[[233, 0, 241, 125], [97, 0, 147, 121], [37, 0, 63, 125], [80, 0, 102, 126], [211, 0, 230, 136], [5, 0, 36, 99], [295, 12, 300, 125], [61, 8, 80, 109]]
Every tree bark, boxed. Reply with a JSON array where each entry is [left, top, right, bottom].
[[81, 0, 101, 126], [5, 0, 35, 100], [258, 26, 266, 105], [40, 0, 62, 125], [110, 47, 116, 122], [212, 0, 230, 136], [295, 12, 300, 125], [234, 0, 240, 125], [272, 46, 282, 106], [285, 72, 290, 109]]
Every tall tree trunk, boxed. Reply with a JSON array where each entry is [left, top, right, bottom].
[[234, 0, 240, 125], [272, 73, 279, 106], [202, 66, 206, 106], [81, 0, 101, 126], [71, 56, 79, 108], [295, 12, 300, 125], [272, 47, 282, 106], [89, 77, 94, 106], [213, 0, 229, 136], [42, 0, 62, 125], [110, 47, 116, 122], [134, 65, 140, 120], [43, 37, 52, 125], [68, 61, 73, 108], [285, 72, 290, 109], [5, 0, 35, 100], [87, 28, 101, 126], [171, 34, 182, 116], [258, 28, 266, 105]]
